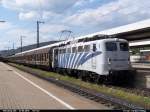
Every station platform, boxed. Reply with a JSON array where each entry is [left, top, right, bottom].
[[0, 62, 109, 109], [132, 63, 150, 69], [131, 63, 150, 89]]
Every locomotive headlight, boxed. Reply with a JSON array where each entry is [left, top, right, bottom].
[[108, 58, 111, 64]]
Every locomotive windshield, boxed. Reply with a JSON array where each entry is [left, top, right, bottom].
[[105, 42, 117, 51], [120, 42, 129, 51]]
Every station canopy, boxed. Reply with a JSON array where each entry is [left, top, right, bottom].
[[82, 19, 150, 42]]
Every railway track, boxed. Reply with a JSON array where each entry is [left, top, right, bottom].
[[107, 85, 150, 98], [8, 63, 144, 110]]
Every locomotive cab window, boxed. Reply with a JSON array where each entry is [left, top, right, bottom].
[[120, 42, 129, 51], [67, 48, 71, 53], [84, 45, 90, 52], [60, 49, 63, 54], [105, 42, 117, 51], [72, 47, 77, 53], [54, 49, 58, 55], [63, 49, 66, 53], [93, 44, 96, 52], [78, 46, 84, 52], [58, 49, 61, 54]]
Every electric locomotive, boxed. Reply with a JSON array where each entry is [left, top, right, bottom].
[[8, 34, 132, 83]]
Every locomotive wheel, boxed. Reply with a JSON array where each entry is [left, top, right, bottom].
[[89, 73, 97, 83], [77, 71, 86, 81], [85, 73, 90, 82], [72, 70, 78, 78], [56, 68, 60, 74], [61, 69, 67, 76], [78, 73, 83, 80], [77, 71, 82, 80], [82, 71, 88, 81], [95, 75, 101, 84]]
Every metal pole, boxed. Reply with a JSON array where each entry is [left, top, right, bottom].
[[13, 43, 15, 55], [7, 47, 10, 56], [37, 21, 44, 48], [20, 36, 25, 52], [37, 21, 39, 48], [21, 36, 22, 52]]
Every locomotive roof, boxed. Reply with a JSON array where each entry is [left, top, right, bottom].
[[61, 38, 127, 48]]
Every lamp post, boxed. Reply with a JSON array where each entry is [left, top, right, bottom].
[[37, 21, 44, 48]]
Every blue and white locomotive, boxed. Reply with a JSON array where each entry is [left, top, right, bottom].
[[52, 35, 131, 82], [8, 34, 132, 83]]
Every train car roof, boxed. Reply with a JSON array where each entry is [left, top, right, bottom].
[[14, 34, 108, 56], [14, 41, 63, 56]]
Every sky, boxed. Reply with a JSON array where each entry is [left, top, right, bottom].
[[0, 0, 150, 50]]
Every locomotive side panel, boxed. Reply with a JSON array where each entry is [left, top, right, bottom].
[[52, 38, 131, 77]]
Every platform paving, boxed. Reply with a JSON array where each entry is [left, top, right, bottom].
[[0, 62, 109, 109]]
